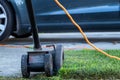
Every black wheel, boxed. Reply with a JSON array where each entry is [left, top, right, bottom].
[[21, 55, 30, 78], [44, 53, 53, 77], [0, 0, 14, 41], [53, 44, 64, 75], [12, 33, 32, 38]]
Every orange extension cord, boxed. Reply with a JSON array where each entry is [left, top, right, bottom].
[[54, 0, 120, 60], [0, 44, 31, 48]]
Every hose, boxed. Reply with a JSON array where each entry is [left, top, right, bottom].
[[54, 0, 120, 60]]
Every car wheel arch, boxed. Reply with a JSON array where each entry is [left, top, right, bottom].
[[7, 0, 18, 32]]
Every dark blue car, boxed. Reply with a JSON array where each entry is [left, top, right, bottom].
[[0, 0, 119, 41]]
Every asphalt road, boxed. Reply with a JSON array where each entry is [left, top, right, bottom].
[[1, 32, 120, 77]]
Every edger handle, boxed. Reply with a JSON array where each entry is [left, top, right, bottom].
[[25, 0, 42, 49]]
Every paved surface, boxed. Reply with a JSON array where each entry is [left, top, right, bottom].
[[1, 32, 120, 45], [0, 32, 120, 77], [0, 47, 28, 77], [37, 32, 120, 39]]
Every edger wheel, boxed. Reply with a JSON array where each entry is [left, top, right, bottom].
[[21, 55, 30, 78], [53, 44, 64, 75], [44, 53, 53, 77]]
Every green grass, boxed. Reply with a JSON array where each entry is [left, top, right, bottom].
[[1, 49, 120, 80], [60, 50, 120, 80]]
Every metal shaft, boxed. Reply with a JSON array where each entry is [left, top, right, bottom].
[[25, 0, 42, 49]]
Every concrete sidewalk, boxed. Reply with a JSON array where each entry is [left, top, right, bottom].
[[1, 32, 120, 45], [38, 32, 120, 39]]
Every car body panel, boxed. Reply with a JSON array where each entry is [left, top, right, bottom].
[[33, 0, 120, 32], [7, 0, 30, 35], [7, 0, 120, 35]]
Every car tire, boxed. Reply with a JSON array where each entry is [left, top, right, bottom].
[[12, 33, 32, 38], [0, 0, 14, 41]]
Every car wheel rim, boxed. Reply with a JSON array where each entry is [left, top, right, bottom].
[[0, 4, 7, 36]]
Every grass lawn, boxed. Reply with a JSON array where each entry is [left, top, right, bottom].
[[0, 49, 120, 80]]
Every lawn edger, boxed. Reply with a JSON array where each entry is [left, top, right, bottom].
[[21, 0, 64, 78], [21, 0, 120, 78]]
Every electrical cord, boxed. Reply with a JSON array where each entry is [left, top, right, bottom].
[[54, 0, 120, 60], [0, 44, 31, 48]]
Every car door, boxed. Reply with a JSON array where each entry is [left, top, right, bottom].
[[32, 0, 120, 32]]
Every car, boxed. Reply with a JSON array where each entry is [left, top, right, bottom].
[[0, 0, 119, 41]]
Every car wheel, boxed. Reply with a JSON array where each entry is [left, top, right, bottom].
[[0, 0, 14, 41]]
